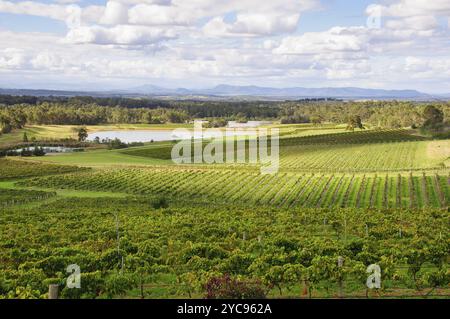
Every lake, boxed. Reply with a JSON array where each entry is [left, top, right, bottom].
[[227, 121, 272, 128], [88, 130, 181, 143], [88, 130, 255, 143], [88, 122, 271, 143], [10, 146, 83, 154]]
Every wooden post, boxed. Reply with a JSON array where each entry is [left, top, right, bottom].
[[337, 256, 344, 298], [48, 284, 59, 299], [344, 215, 347, 242]]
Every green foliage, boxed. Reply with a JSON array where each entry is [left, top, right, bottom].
[[33, 147, 46, 156], [104, 273, 137, 298], [0, 188, 56, 207], [405, 248, 427, 289], [151, 197, 169, 209], [424, 269, 450, 289], [420, 105, 448, 136], [60, 271, 104, 299], [346, 115, 365, 131], [204, 119, 228, 128], [204, 274, 266, 299], [280, 114, 309, 124], [19, 168, 448, 209], [0, 111, 448, 299], [73, 127, 88, 142], [1, 286, 41, 299], [0, 194, 447, 298], [280, 129, 425, 145], [423, 105, 444, 129], [1, 99, 449, 136], [0, 158, 87, 181]]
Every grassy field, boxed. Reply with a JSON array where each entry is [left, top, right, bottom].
[[28, 148, 172, 166], [26, 129, 449, 173], [0, 124, 448, 299]]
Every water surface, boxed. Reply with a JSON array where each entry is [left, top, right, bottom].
[[87, 123, 271, 143]]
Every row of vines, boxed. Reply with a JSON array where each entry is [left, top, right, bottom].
[[18, 168, 449, 209]]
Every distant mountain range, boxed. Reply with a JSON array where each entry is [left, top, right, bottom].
[[1, 85, 449, 100], [127, 84, 433, 99]]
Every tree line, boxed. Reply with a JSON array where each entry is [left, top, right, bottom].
[[0, 96, 449, 136], [280, 100, 449, 129], [0, 103, 190, 134]]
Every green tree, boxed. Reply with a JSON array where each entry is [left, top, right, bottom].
[[422, 105, 444, 131], [73, 126, 88, 142], [311, 116, 322, 126], [0, 117, 12, 134], [346, 115, 365, 131]]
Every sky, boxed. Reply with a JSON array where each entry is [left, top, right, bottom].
[[0, 0, 449, 93]]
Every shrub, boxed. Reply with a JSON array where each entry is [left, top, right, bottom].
[[151, 197, 169, 209], [104, 273, 137, 298], [204, 274, 266, 299]]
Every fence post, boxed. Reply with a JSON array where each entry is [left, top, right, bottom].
[[48, 284, 59, 299], [337, 256, 344, 298]]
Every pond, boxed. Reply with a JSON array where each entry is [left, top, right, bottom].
[[88, 130, 183, 143], [227, 121, 272, 128], [87, 122, 271, 143], [10, 146, 83, 154]]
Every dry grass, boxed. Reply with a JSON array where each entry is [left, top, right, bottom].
[[427, 140, 450, 167]]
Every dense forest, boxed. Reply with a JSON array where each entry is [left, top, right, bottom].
[[0, 95, 449, 135]]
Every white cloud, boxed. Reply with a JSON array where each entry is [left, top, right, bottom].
[[204, 13, 300, 36], [31, 52, 68, 71], [188, 0, 317, 18], [263, 40, 279, 50], [66, 25, 176, 45], [366, 0, 450, 18], [0, 0, 319, 45], [115, 0, 172, 5], [0, 0, 106, 27], [385, 16, 438, 31], [274, 27, 368, 55], [100, 1, 129, 25], [0, 0, 71, 21], [0, 0, 449, 92], [54, 0, 81, 4], [128, 4, 193, 26], [403, 56, 450, 77], [0, 48, 28, 69]]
